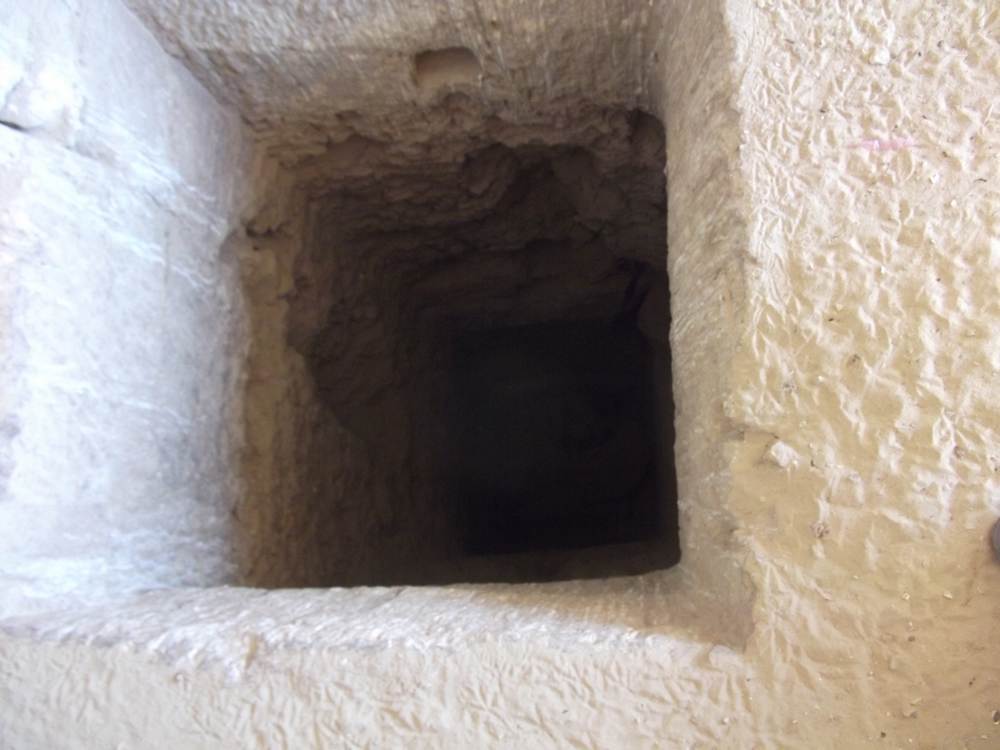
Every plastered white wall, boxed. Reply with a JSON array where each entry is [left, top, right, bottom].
[[724, 0, 1000, 741], [0, 0, 256, 615], [1, 0, 1000, 748]]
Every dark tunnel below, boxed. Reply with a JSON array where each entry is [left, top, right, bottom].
[[286, 108, 680, 585], [449, 318, 663, 557]]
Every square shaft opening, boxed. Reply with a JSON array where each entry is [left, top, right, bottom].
[[249, 107, 678, 586]]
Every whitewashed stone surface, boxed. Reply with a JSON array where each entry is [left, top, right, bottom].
[[1, 0, 999, 748], [0, 0, 256, 615]]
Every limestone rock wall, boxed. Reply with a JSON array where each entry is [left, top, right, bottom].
[[1, 0, 1000, 748], [0, 0, 257, 615]]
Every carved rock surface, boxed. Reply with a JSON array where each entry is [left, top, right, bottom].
[[1, 0, 999, 749]]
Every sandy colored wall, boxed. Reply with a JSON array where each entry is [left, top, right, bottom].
[[1, 0, 1000, 748], [0, 0, 256, 616], [725, 0, 1000, 741]]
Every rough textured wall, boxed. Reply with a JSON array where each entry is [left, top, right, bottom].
[[0, 0, 256, 615], [2, 0, 1000, 748], [726, 0, 1000, 742]]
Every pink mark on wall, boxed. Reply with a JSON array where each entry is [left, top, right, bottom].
[[850, 137, 918, 151]]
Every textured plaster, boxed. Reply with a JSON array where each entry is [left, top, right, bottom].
[[1, 0, 1000, 748], [725, 0, 1000, 743]]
